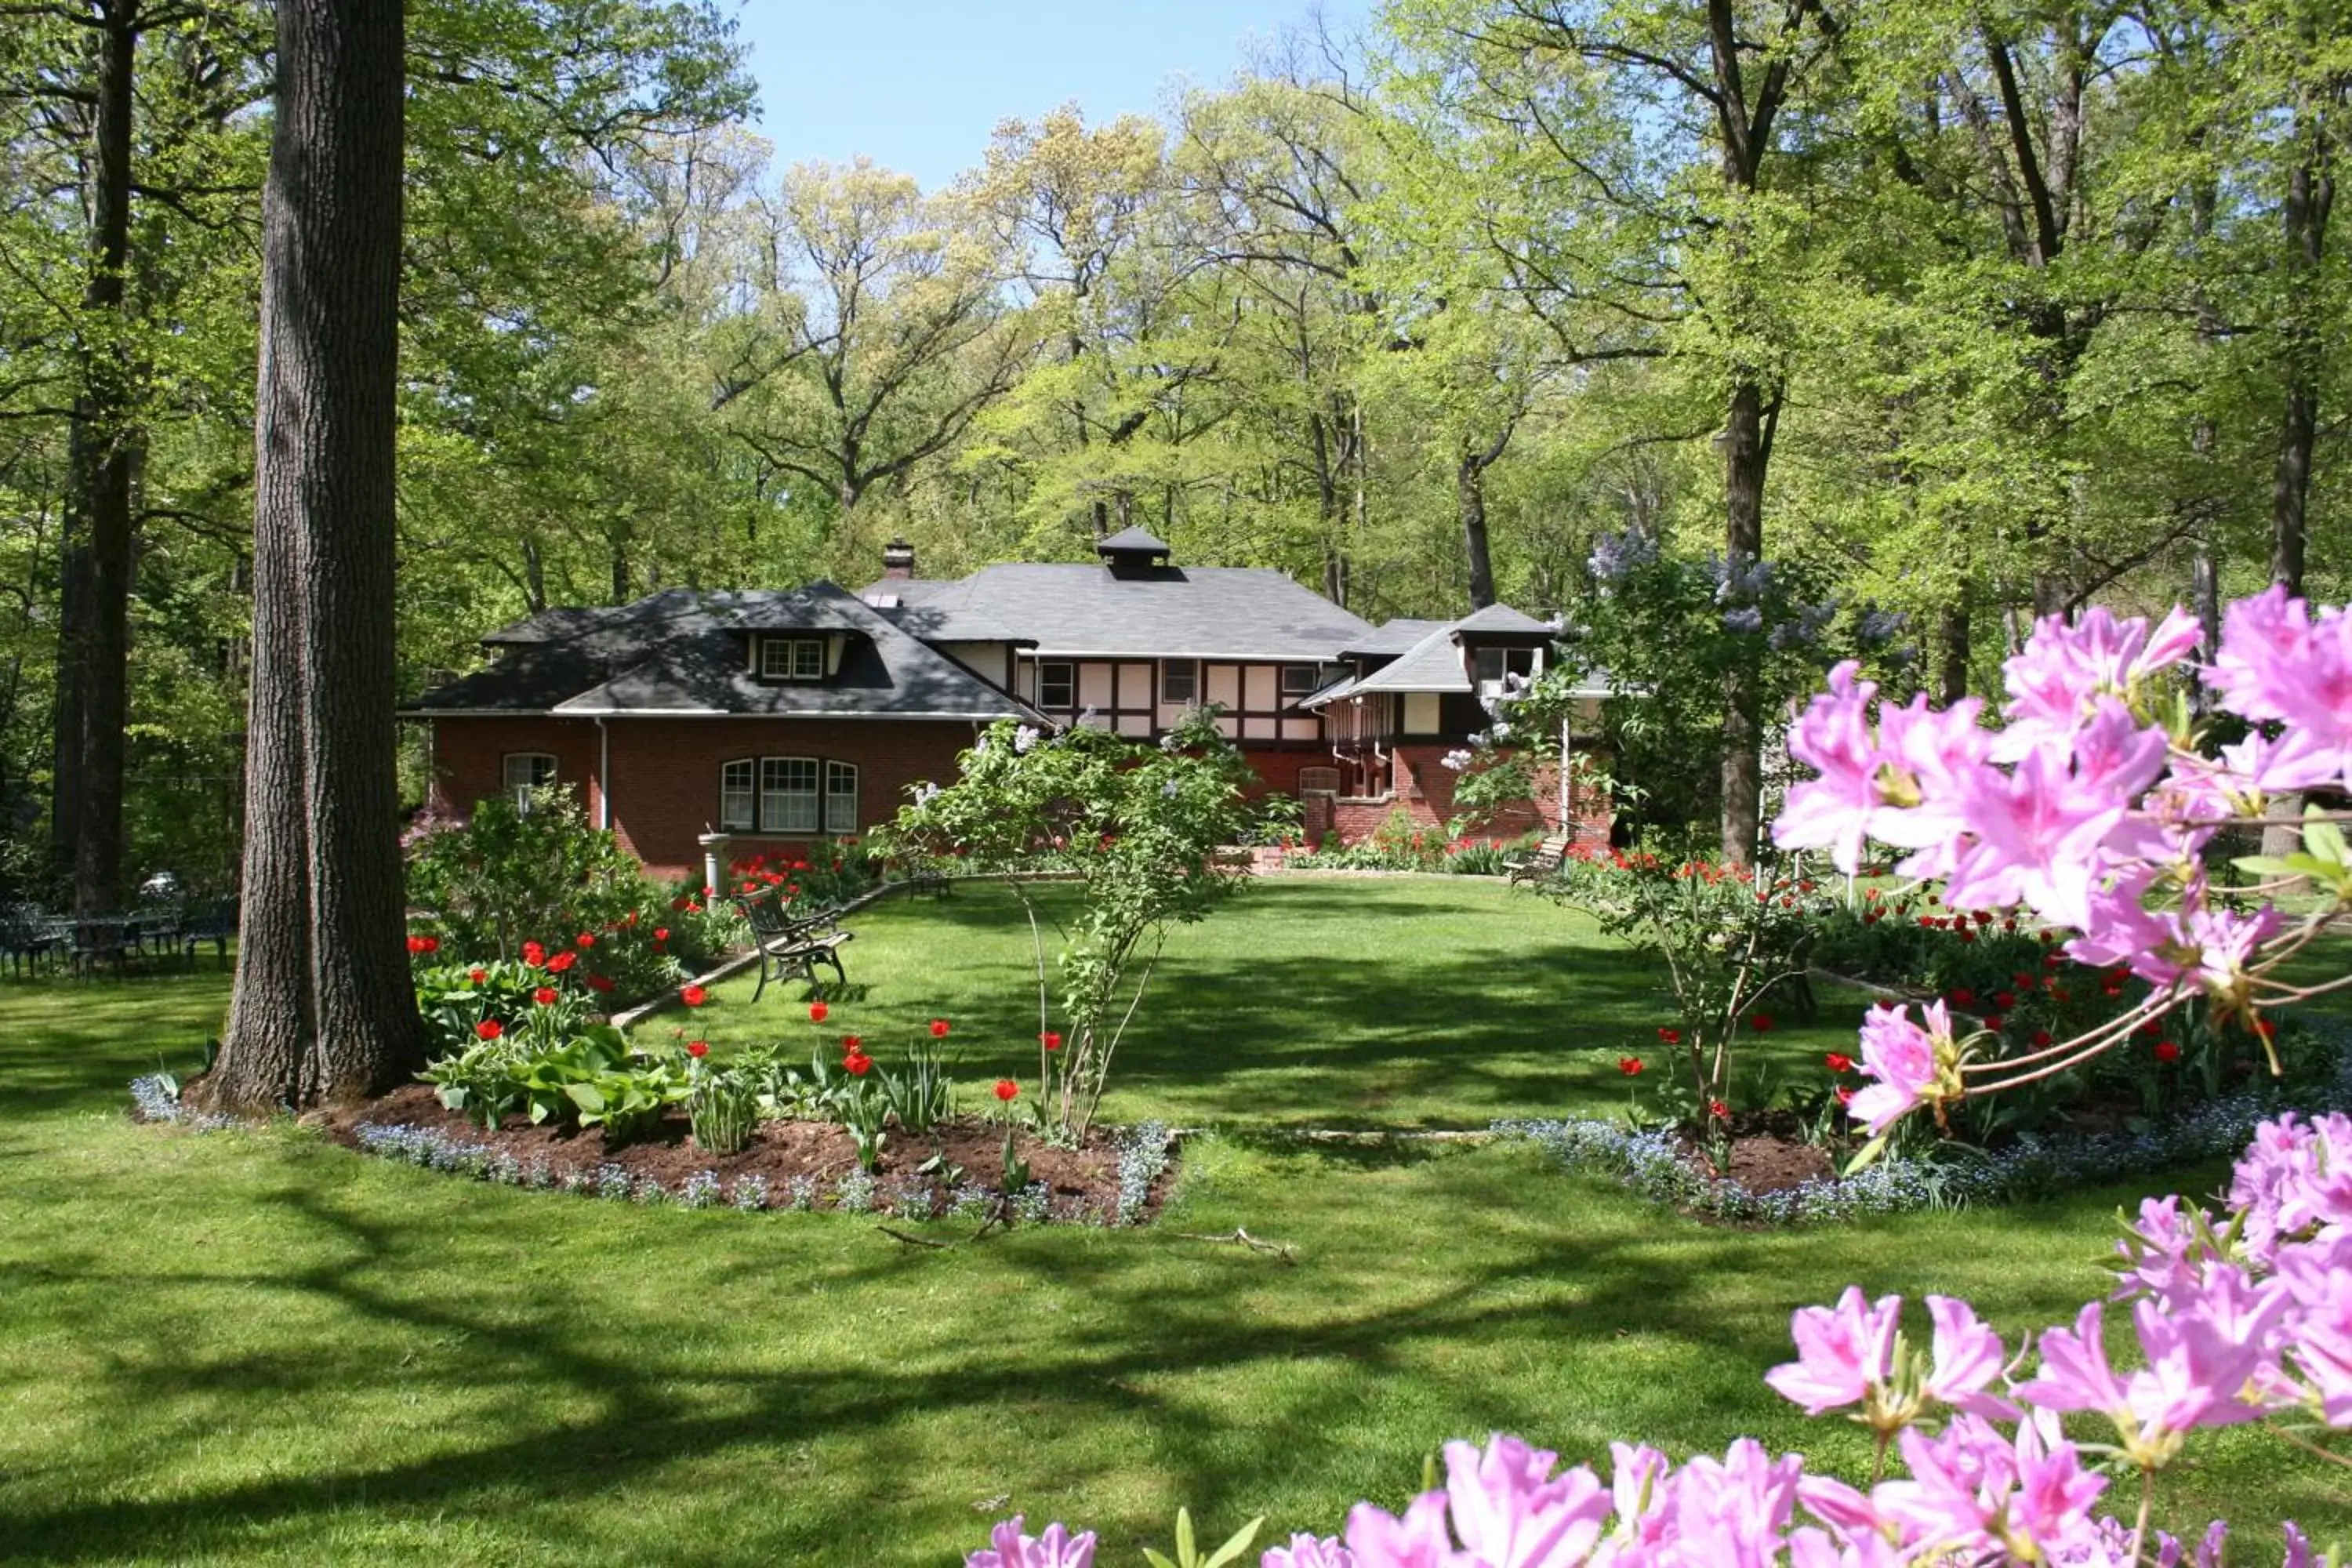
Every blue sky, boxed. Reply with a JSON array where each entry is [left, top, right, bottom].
[[734, 0, 1376, 191]]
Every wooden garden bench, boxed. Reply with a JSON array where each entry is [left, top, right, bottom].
[[1504, 832, 1576, 888]]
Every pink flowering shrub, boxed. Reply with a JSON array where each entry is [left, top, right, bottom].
[[974, 1114, 2349, 1565], [1775, 589, 2352, 1144]]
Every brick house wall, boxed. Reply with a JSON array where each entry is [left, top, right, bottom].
[[426, 716, 986, 880], [1325, 746, 1614, 847]]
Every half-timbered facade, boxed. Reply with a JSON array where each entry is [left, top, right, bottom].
[[405, 530, 1608, 875]]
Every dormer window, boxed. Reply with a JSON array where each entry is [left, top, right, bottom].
[[1473, 647, 1506, 685], [760, 637, 826, 681]]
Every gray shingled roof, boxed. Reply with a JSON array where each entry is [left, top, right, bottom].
[[1096, 525, 1172, 555], [859, 575, 1036, 644], [861, 562, 1374, 660], [1345, 624, 1479, 696], [1450, 604, 1557, 637], [1339, 618, 1450, 659], [405, 583, 1037, 722]]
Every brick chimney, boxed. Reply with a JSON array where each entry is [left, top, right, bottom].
[[881, 536, 916, 580]]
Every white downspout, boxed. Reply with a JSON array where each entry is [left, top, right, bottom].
[[1558, 713, 1571, 835], [594, 717, 611, 830]]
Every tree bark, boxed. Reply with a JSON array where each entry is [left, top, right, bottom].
[[203, 0, 419, 1112], [1937, 600, 1971, 706], [52, 1, 139, 913], [2270, 140, 2334, 597], [1457, 430, 1508, 610], [1719, 376, 1769, 867]]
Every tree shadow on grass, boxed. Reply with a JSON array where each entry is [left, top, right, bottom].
[[4, 1165, 1811, 1566]]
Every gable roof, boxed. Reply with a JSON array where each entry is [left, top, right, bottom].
[[1095, 525, 1172, 555], [405, 583, 1039, 723], [862, 562, 1376, 661], [1338, 618, 1450, 659], [1450, 604, 1557, 638]]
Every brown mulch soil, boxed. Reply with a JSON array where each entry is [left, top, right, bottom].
[[1675, 1110, 1838, 1194], [317, 1083, 1172, 1223]]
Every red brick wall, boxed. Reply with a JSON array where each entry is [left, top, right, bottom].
[[1323, 746, 1614, 847], [426, 716, 985, 880]]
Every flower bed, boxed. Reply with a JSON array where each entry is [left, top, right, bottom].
[[1504, 1014, 2352, 1225], [289, 1080, 1175, 1223]]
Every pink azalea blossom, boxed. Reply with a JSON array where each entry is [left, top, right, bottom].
[[1341, 1490, 1457, 1568], [968, 1517, 1097, 1568], [1439, 1435, 1610, 1568], [2014, 1302, 2133, 1422], [1997, 605, 2201, 760], [1765, 1287, 1900, 1414], [1922, 1295, 2018, 1419], [1261, 1534, 1356, 1568], [1847, 1004, 1946, 1136], [2209, 586, 2352, 791]]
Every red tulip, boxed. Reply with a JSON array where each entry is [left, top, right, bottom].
[[1835, 1086, 1854, 1107], [576, 933, 594, 949], [2032, 1029, 2053, 1047], [687, 1040, 710, 1058], [586, 974, 615, 993], [809, 1001, 829, 1023], [1825, 1052, 1853, 1074], [653, 927, 670, 942], [1657, 1026, 1682, 1045], [1748, 1013, 1773, 1033], [546, 950, 578, 974], [475, 1019, 503, 1040], [521, 941, 546, 967], [1040, 1031, 1062, 1051], [467, 967, 487, 985], [843, 1051, 873, 1076], [1617, 1057, 1643, 1076], [2154, 1040, 2181, 1063], [929, 1018, 950, 1038], [405, 935, 431, 955], [532, 986, 558, 1006], [681, 984, 708, 1007], [993, 1079, 1019, 1102], [1708, 1098, 1730, 1120]]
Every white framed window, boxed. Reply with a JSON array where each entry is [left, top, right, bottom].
[[824, 761, 859, 834], [760, 637, 826, 681], [1039, 661, 1075, 710], [1162, 659, 1198, 704], [719, 758, 757, 832], [1280, 663, 1320, 699], [1473, 648, 1507, 688], [503, 752, 556, 811], [760, 757, 820, 833]]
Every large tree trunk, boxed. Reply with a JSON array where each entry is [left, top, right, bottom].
[[1937, 600, 1971, 706], [2270, 143, 2334, 598], [1719, 376, 1769, 867], [1457, 434, 1504, 610], [2263, 146, 2332, 859], [202, 0, 418, 1113], [51, 2, 138, 914]]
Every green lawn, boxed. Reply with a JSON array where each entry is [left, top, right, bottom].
[[644, 875, 1879, 1130], [1, 894, 2343, 1566]]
